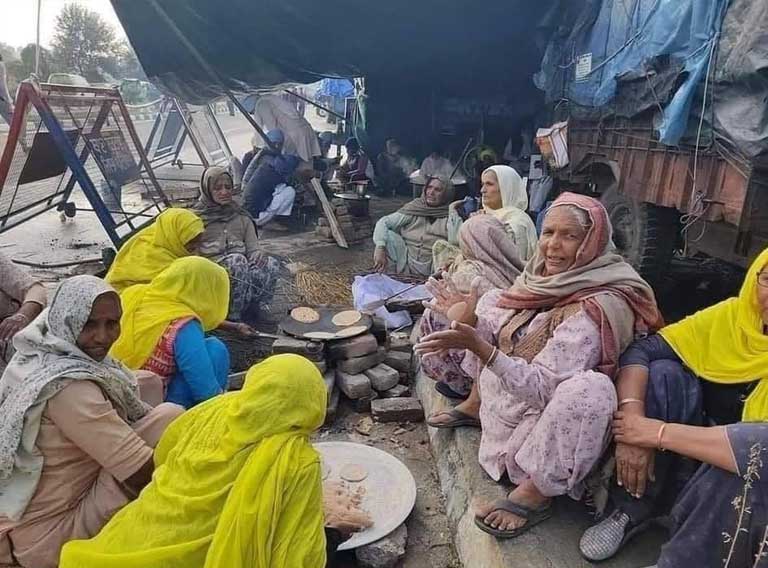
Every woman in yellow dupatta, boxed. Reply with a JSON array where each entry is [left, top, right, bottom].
[[111, 256, 231, 408], [60, 354, 329, 568], [106, 208, 204, 292], [581, 248, 768, 563]]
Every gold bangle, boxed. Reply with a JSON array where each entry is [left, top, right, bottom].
[[656, 422, 668, 452], [618, 398, 644, 408], [484, 346, 498, 368]]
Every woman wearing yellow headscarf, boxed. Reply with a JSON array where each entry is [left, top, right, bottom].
[[106, 208, 204, 292], [60, 354, 332, 567], [582, 248, 768, 565], [111, 256, 231, 409]]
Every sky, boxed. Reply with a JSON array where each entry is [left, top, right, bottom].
[[1, 0, 126, 51]]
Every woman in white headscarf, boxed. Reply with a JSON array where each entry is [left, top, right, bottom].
[[433, 165, 538, 270], [0, 276, 183, 568]]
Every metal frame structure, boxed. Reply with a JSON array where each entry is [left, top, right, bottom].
[[0, 81, 170, 246], [143, 96, 233, 175]]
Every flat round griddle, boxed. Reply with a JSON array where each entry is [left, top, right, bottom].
[[315, 442, 417, 550], [280, 307, 372, 341]]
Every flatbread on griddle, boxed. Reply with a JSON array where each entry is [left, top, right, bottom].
[[291, 306, 320, 324], [304, 331, 336, 340], [334, 325, 368, 339], [332, 310, 362, 327]]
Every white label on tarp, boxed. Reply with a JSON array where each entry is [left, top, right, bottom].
[[575, 53, 593, 82]]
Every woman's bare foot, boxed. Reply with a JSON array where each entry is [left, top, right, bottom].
[[474, 479, 551, 532]]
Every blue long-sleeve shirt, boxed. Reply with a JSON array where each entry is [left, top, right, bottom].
[[165, 320, 226, 408]]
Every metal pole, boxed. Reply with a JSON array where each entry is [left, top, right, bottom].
[[35, 0, 42, 75], [146, 0, 277, 152]]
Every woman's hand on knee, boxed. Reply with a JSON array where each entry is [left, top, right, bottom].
[[373, 247, 388, 273]]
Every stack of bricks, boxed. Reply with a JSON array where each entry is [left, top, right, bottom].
[[315, 198, 374, 245], [268, 316, 422, 424]]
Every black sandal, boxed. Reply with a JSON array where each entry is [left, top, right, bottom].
[[426, 408, 481, 429], [435, 381, 469, 400], [474, 498, 552, 539]]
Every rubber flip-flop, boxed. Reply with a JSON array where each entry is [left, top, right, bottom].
[[474, 498, 552, 539], [426, 408, 481, 429], [435, 382, 470, 401]]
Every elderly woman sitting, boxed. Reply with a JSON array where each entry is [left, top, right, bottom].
[[416, 193, 662, 538], [0, 252, 47, 374], [110, 257, 231, 409], [0, 276, 183, 568], [373, 176, 454, 277], [581, 247, 768, 565], [434, 165, 538, 271], [61, 355, 371, 568], [421, 214, 528, 399], [193, 166, 281, 323]]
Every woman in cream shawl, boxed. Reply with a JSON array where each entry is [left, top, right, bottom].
[[434, 165, 537, 270]]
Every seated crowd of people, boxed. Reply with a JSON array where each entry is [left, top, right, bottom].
[[0, 129, 764, 568]]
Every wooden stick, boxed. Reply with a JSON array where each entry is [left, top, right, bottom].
[[310, 178, 348, 249]]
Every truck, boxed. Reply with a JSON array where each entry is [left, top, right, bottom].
[[538, 0, 768, 283]]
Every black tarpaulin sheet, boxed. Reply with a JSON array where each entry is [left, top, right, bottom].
[[110, 0, 557, 104]]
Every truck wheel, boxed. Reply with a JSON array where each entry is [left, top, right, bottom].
[[600, 188, 679, 284]]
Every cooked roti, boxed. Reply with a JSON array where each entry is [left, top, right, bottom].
[[304, 331, 336, 340], [340, 463, 368, 482], [332, 310, 362, 327], [334, 325, 368, 339], [291, 306, 320, 324]]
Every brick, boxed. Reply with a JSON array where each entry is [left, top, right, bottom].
[[356, 523, 407, 568], [352, 391, 379, 413], [336, 348, 386, 374], [370, 317, 389, 346], [383, 350, 412, 373], [323, 370, 335, 402], [316, 226, 333, 239], [364, 363, 400, 392], [371, 397, 424, 423], [324, 387, 340, 425], [389, 331, 412, 352], [272, 337, 325, 361], [328, 334, 378, 360], [380, 384, 411, 398], [335, 370, 372, 400]]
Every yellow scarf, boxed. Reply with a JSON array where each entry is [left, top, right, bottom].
[[111, 256, 229, 369], [60, 354, 328, 568], [660, 248, 768, 421], [106, 208, 204, 292]]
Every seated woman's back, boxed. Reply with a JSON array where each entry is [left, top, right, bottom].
[[60, 355, 329, 568], [106, 209, 204, 292]]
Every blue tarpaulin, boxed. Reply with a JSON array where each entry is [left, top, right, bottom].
[[536, 0, 729, 145], [317, 79, 354, 99]]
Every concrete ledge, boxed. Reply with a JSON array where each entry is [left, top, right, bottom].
[[414, 369, 663, 568]]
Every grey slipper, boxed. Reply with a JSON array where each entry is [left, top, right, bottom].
[[580, 509, 651, 562]]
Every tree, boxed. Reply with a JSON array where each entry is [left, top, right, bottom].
[[5, 44, 56, 95], [0, 42, 17, 63], [52, 3, 120, 82]]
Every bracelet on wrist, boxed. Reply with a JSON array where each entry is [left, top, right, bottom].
[[656, 422, 668, 452], [484, 346, 499, 368], [618, 398, 644, 408]]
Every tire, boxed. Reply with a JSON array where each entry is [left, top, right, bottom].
[[600, 187, 679, 284]]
